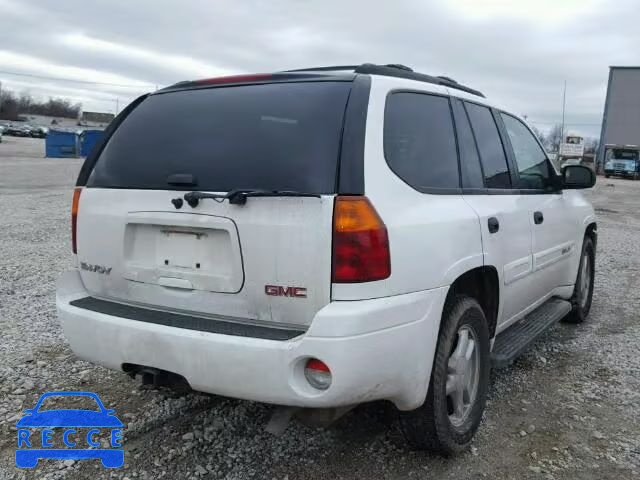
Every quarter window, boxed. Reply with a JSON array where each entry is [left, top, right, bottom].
[[452, 99, 484, 189], [500, 113, 553, 190], [464, 102, 511, 189], [384, 92, 460, 191]]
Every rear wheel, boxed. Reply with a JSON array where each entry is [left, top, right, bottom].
[[563, 236, 595, 324], [400, 295, 490, 455]]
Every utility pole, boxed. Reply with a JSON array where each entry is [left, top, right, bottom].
[[560, 80, 567, 144], [115, 98, 119, 116]]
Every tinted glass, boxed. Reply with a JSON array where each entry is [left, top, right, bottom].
[[452, 99, 484, 189], [384, 93, 459, 191], [88, 82, 352, 193], [611, 149, 639, 161], [501, 113, 552, 190], [464, 103, 511, 189]]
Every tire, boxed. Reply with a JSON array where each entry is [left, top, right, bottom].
[[563, 236, 595, 324], [400, 295, 490, 455]]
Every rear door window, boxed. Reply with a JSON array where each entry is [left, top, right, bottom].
[[384, 92, 459, 192], [87, 82, 352, 193], [464, 102, 512, 189]]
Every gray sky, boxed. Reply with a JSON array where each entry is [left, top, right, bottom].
[[1, 0, 638, 138]]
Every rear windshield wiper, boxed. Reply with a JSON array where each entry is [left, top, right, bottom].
[[183, 189, 321, 207]]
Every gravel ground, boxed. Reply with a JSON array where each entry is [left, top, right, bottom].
[[0, 136, 638, 480]]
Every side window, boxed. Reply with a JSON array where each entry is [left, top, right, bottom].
[[464, 102, 512, 189], [451, 98, 484, 189], [500, 113, 552, 190], [384, 92, 459, 191]]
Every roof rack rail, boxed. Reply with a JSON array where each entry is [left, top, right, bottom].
[[385, 64, 413, 72], [436, 75, 458, 84], [284, 65, 360, 73], [354, 64, 484, 97], [282, 63, 484, 98]]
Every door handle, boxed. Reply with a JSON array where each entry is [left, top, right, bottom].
[[534, 211, 544, 224], [488, 217, 500, 234]]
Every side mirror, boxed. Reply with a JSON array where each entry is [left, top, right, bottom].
[[562, 165, 596, 189]]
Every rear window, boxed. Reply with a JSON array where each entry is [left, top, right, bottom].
[[87, 82, 352, 193]]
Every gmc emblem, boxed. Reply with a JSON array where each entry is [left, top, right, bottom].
[[265, 285, 307, 298]]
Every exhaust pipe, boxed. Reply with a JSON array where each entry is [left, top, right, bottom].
[[123, 364, 191, 392]]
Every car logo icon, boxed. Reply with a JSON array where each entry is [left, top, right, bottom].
[[15, 391, 124, 468]]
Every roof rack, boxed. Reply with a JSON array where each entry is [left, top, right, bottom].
[[285, 65, 360, 72], [283, 63, 484, 98], [355, 64, 484, 97]]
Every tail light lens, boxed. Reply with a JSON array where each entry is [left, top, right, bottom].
[[71, 187, 82, 254], [332, 196, 391, 283]]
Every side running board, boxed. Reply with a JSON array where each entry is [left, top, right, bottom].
[[491, 298, 572, 369]]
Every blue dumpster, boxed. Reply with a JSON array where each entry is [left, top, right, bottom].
[[80, 129, 104, 157], [45, 131, 79, 158]]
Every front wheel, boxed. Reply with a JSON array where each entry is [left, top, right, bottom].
[[400, 295, 490, 455], [563, 236, 595, 323]]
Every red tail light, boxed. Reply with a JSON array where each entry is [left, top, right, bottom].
[[332, 196, 391, 283], [71, 187, 82, 254]]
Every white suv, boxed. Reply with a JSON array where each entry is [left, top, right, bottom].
[[57, 64, 597, 454]]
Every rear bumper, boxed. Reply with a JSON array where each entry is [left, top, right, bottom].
[[57, 270, 447, 410]]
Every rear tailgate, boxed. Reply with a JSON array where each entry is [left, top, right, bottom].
[[76, 190, 334, 327], [75, 80, 355, 328]]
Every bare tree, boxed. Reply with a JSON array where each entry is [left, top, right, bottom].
[[0, 88, 81, 120], [584, 138, 599, 154], [0, 90, 19, 120], [529, 125, 546, 145], [545, 124, 564, 152]]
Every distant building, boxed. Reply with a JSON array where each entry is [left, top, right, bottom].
[[81, 111, 115, 124], [598, 66, 640, 168]]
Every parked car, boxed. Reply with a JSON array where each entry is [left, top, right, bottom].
[[5, 124, 31, 137], [0, 126, 3, 143], [30, 126, 48, 138], [58, 63, 597, 455]]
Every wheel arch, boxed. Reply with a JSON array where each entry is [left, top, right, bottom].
[[446, 266, 500, 339]]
